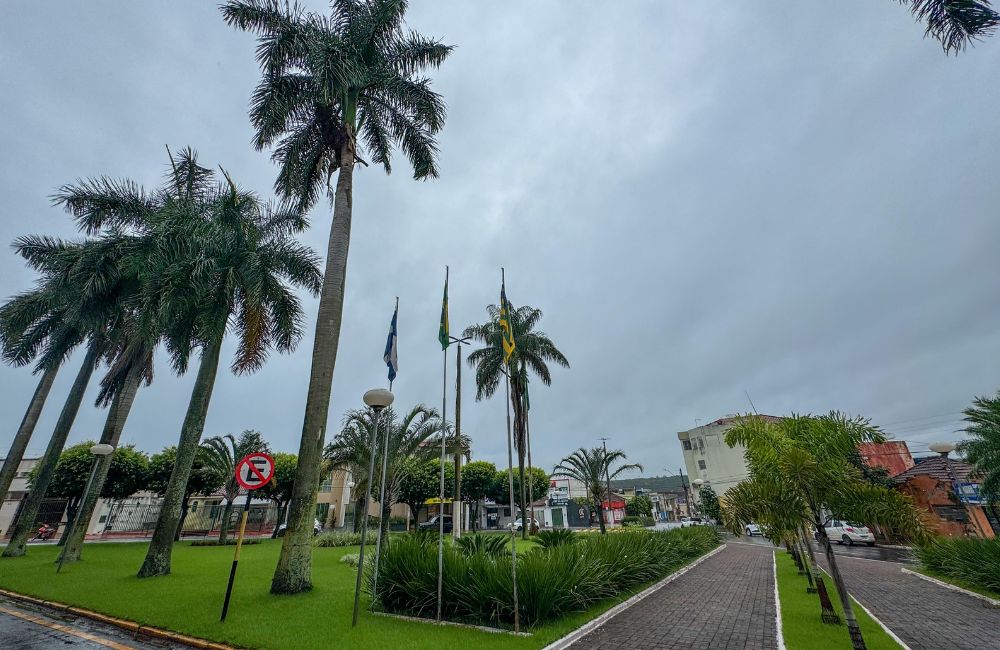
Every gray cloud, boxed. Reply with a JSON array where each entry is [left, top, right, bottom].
[[2, 1, 998, 479]]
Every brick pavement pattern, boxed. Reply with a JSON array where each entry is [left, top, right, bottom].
[[569, 543, 777, 650], [814, 554, 1000, 650]]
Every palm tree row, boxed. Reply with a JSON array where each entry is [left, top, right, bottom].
[[0, 148, 321, 578]]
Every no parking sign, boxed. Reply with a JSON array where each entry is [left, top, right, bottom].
[[221, 452, 275, 621]]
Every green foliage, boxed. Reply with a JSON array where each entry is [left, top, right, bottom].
[[201, 430, 271, 502], [696, 486, 721, 522], [897, 0, 999, 55], [461, 461, 497, 503], [534, 529, 578, 548], [552, 446, 643, 533], [398, 457, 455, 522], [340, 553, 361, 567], [374, 526, 719, 628], [258, 452, 297, 506], [620, 516, 655, 528], [917, 537, 1000, 594], [189, 539, 261, 547], [313, 530, 377, 548], [146, 446, 223, 500], [491, 465, 549, 511], [454, 534, 508, 558], [625, 494, 653, 518], [959, 390, 1000, 501], [30, 441, 148, 502]]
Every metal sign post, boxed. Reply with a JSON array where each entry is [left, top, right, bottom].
[[220, 452, 274, 622]]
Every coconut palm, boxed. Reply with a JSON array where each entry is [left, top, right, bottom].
[[897, 0, 999, 53], [324, 405, 442, 540], [200, 431, 271, 543], [221, 0, 452, 594], [552, 447, 642, 535], [465, 304, 569, 538], [959, 391, 1000, 501], [723, 413, 926, 650]]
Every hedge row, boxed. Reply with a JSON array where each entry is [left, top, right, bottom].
[[372, 526, 719, 628], [314, 530, 377, 547], [917, 537, 1000, 594]]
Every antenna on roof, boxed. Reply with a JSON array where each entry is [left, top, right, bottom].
[[745, 390, 758, 415]]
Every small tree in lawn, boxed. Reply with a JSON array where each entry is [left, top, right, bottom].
[[398, 458, 438, 530], [461, 461, 497, 532], [626, 494, 654, 519], [492, 466, 549, 526], [199, 431, 271, 543], [697, 486, 721, 523], [260, 452, 297, 537], [552, 447, 642, 534]]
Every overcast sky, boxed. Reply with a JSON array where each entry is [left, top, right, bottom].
[[2, 2, 998, 480]]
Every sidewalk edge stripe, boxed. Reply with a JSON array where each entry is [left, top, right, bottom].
[[538, 542, 727, 650], [772, 552, 786, 650], [816, 566, 911, 650], [900, 567, 1000, 607]]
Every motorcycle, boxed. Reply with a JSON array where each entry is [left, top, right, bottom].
[[31, 523, 56, 541]]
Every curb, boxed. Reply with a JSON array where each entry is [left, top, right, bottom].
[[900, 568, 1000, 607], [539, 543, 727, 650], [771, 552, 786, 650], [0, 588, 237, 649]]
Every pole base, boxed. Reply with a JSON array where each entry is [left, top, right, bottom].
[[821, 611, 842, 625]]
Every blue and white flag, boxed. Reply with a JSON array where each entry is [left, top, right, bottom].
[[383, 304, 399, 383]]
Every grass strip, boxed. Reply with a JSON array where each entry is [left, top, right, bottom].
[[773, 551, 902, 650]]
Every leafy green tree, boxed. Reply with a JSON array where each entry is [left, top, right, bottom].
[[221, 0, 453, 595], [460, 461, 497, 532], [200, 431, 271, 542], [465, 304, 569, 538], [896, 1, 998, 53], [695, 487, 720, 522], [552, 447, 642, 534], [722, 413, 926, 650], [398, 458, 438, 528], [325, 405, 441, 540], [260, 452, 297, 538], [146, 446, 224, 541], [626, 494, 655, 519], [959, 391, 1000, 501], [491, 466, 549, 521]]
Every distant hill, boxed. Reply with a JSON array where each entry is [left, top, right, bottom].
[[610, 475, 686, 492]]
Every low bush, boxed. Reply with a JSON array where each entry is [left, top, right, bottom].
[[313, 530, 377, 547], [373, 525, 719, 629], [455, 533, 508, 557], [917, 537, 1000, 593], [534, 528, 578, 548], [621, 516, 655, 528], [340, 553, 360, 567], [189, 539, 261, 547]]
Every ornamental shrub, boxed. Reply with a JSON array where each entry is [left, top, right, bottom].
[[455, 533, 508, 557], [535, 528, 578, 548], [917, 537, 1000, 594], [621, 515, 655, 528], [313, 530, 377, 547]]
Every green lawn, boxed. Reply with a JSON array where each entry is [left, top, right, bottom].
[[0, 539, 653, 650], [774, 551, 902, 650]]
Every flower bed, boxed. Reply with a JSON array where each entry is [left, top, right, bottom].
[[373, 526, 719, 629]]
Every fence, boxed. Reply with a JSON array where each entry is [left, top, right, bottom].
[[99, 499, 280, 539]]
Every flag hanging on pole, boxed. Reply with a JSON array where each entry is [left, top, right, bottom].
[[384, 302, 399, 383], [499, 280, 516, 363], [438, 269, 450, 350]]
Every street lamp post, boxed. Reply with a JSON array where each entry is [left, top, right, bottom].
[[692, 479, 704, 517], [352, 388, 394, 627], [56, 443, 114, 573]]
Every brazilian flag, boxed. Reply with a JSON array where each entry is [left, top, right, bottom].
[[438, 270, 449, 350], [499, 281, 515, 363]]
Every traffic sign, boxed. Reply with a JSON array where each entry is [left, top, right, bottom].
[[235, 452, 274, 491]]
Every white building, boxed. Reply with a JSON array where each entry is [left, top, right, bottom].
[[0, 456, 40, 537], [677, 415, 781, 504]]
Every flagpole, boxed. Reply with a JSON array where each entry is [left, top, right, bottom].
[[526, 396, 536, 535], [372, 296, 397, 605], [502, 268, 520, 633], [436, 267, 449, 622]]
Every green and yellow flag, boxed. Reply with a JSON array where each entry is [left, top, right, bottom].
[[499, 280, 515, 363], [438, 269, 449, 350]]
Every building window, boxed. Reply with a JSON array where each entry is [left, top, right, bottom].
[[697, 460, 707, 471], [682, 440, 692, 451]]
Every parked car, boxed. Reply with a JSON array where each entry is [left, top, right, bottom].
[[506, 518, 539, 531], [745, 523, 762, 537], [418, 515, 452, 533], [825, 520, 875, 546], [276, 518, 322, 537], [680, 517, 706, 528]]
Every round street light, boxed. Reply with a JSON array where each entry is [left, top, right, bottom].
[[363, 388, 394, 411], [57, 444, 117, 572], [90, 443, 115, 457], [692, 479, 704, 488], [929, 442, 956, 456]]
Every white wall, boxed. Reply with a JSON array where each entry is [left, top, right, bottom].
[[678, 420, 750, 501]]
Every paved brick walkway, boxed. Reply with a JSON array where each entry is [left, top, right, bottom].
[[569, 543, 777, 650], [815, 554, 1000, 649]]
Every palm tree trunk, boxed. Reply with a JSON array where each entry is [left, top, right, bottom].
[[797, 539, 816, 592], [175, 499, 190, 541], [802, 524, 838, 621], [0, 365, 58, 506], [219, 499, 235, 544], [61, 364, 143, 563], [510, 382, 528, 540], [595, 499, 607, 534], [3, 342, 100, 558], [271, 132, 355, 595], [818, 527, 865, 648], [138, 336, 223, 577]]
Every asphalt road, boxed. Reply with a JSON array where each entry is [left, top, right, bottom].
[[0, 596, 186, 650], [731, 532, 917, 564]]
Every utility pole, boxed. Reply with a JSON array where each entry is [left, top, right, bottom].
[[600, 438, 613, 528], [678, 467, 693, 517], [451, 334, 470, 539]]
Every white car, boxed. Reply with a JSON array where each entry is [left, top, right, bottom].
[[680, 517, 706, 528], [276, 518, 322, 537], [825, 520, 875, 546], [745, 523, 762, 537], [506, 518, 540, 531]]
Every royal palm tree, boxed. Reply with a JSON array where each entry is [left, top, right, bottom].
[[222, 0, 452, 594], [959, 391, 1000, 501], [723, 413, 926, 650], [465, 304, 569, 538], [200, 431, 271, 543], [552, 447, 642, 535], [897, 0, 999, 53], [324, 405, 441, 541]]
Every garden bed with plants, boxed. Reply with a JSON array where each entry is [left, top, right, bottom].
[[373, 526, 720, 629], [916, 537, 1000, 598]]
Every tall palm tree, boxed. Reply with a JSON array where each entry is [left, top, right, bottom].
[[222, 0, 452, 594], [324, 405, 441, 541], [552, 447, 642, 534], [959, 391, 1000, 502], [465, 304, 569, 538], [201, 431, 271, 543], [897, 0, 999, 53], [723, 413, 926, 650]]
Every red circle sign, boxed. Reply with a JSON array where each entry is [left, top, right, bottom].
[[235, 452, 275, 490]]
